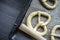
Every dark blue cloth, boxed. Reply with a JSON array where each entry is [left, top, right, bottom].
[[0, 0, 32, 40]]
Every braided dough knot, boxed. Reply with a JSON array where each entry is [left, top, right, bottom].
[[26, 11, 51, 36], [40, 0, 57, 9]]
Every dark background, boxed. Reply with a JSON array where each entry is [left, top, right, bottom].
[[0, 0, 32, 40]]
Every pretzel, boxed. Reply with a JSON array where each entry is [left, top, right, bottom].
[[40, 0, 57, 9], [26, 11, 51, 36], [51, 25, 60, 40]]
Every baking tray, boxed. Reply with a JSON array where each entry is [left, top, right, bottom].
[[0, 0, 32, 40], [14, 0, 60, 40], [0, 0, 60, 40]]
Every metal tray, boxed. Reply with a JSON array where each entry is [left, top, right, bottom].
[[14, 0, 60, 40]]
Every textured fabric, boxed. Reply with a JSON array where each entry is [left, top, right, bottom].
[[0, 0, 32, 40]]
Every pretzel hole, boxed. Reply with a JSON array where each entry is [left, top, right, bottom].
[[31, 15, 38, 28], [55, 28, 60, 35], [40, 15, 48, 22], [37, 26, 44, 32], [54, 36, 60, 40], [46, 0, 54, 6]]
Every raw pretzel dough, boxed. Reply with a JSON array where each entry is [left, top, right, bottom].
[[40, 0, 57, 9], [26, 11, 51, 36], [51, 25, 60, 40]]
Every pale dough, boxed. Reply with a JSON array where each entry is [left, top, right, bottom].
[[26, 11, 51, 36], [40, 0, 57, 9], [51, 25, 60, 40]]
